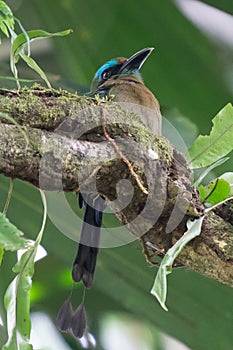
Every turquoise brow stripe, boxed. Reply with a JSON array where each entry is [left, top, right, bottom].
[[94, 59, 118, 79]]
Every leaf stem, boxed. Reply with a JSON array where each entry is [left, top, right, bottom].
[[3, 179, 14, 215], [37, 189, 47, 245], [205, 196, 233, 213]]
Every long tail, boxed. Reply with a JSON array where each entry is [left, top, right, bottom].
[[72, 194, 105, 288]]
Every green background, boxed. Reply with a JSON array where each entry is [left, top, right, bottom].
[[0, 0, 232, 349]]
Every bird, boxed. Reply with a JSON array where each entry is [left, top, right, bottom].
[[58, 48, 164, 339], [58, 47, 162, 338], [72, 47, 162, 290]]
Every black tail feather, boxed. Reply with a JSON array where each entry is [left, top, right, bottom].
[[72, 194, 105, 288]]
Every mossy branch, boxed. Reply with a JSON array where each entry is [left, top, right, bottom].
[[0, 86, 233, 287]]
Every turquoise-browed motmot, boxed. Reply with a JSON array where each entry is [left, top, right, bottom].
[[72, 48, 162, 290], [57, 48, 162, 339]]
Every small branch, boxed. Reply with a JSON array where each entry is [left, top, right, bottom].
[[101, 107, 148, 195]]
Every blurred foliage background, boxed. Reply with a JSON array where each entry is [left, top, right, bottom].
[[0, 0, 233, 349]]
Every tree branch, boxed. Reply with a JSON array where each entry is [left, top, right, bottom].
[[0, 86, 232, 287]]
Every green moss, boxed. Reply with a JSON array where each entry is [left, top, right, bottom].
[[0, 84, 174, 167]]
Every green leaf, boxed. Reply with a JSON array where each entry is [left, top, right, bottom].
[[0, 243, 4, 265], [10, 28, 72, 89], [150, 216, 204, 310], [20, 53, 52, 89], [3, 248, 35, 350], [3, 190, 47, 350], [0, 75, 38, 83], [193, 157, 229, 187], [198, 185, 210, 202], [188, 104, 233, 169], [11, 29, 72, 58], [0, 20, 9, 37], [0, 0, 14, 44], [199, 179, 230, 204], [0, 1, 14, 29], [0, 1, 14, 19], [14, 18, 31, 56], [219, 172, 233, 196], [0, 213, 28, 251]]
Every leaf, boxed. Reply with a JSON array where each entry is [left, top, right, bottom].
[[0, 20, 9, 37], [20, 53, 52, 89], [11, 29, 72, 58], [10, 28, 72, 88], [219, 172, 233, 196], [0, 1, 14, 44], [3, 190, 47, 350], [14, 18, 31, 57], [0, 213, 28, 251], [0, 1, 14, 19], [188, 104, 233, 169], [150, 216, 204, 310], [0, 75, 38, 82], [198, 185, 210, 202], [193, 157, 229, 187], [199, 179, 230, 204], [0, 1, 14, 30], [0, 244, 4, 265], [3, 248, 36, 350]]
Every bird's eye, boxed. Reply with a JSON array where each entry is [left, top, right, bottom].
[[102, 70, 111, 80]]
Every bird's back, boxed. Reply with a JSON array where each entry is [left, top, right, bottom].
[[100, 75, 162, 135]]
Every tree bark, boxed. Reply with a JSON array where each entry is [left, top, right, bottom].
[[0, 86, 232, 287]]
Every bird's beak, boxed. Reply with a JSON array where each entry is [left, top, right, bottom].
[[119, 47, 154, 74]]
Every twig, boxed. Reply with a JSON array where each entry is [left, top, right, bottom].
[[3, 179, 14, 215], [101, 107, 148, 195]]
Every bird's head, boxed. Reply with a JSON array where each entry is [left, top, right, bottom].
[[90, 47, 154, 93]]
